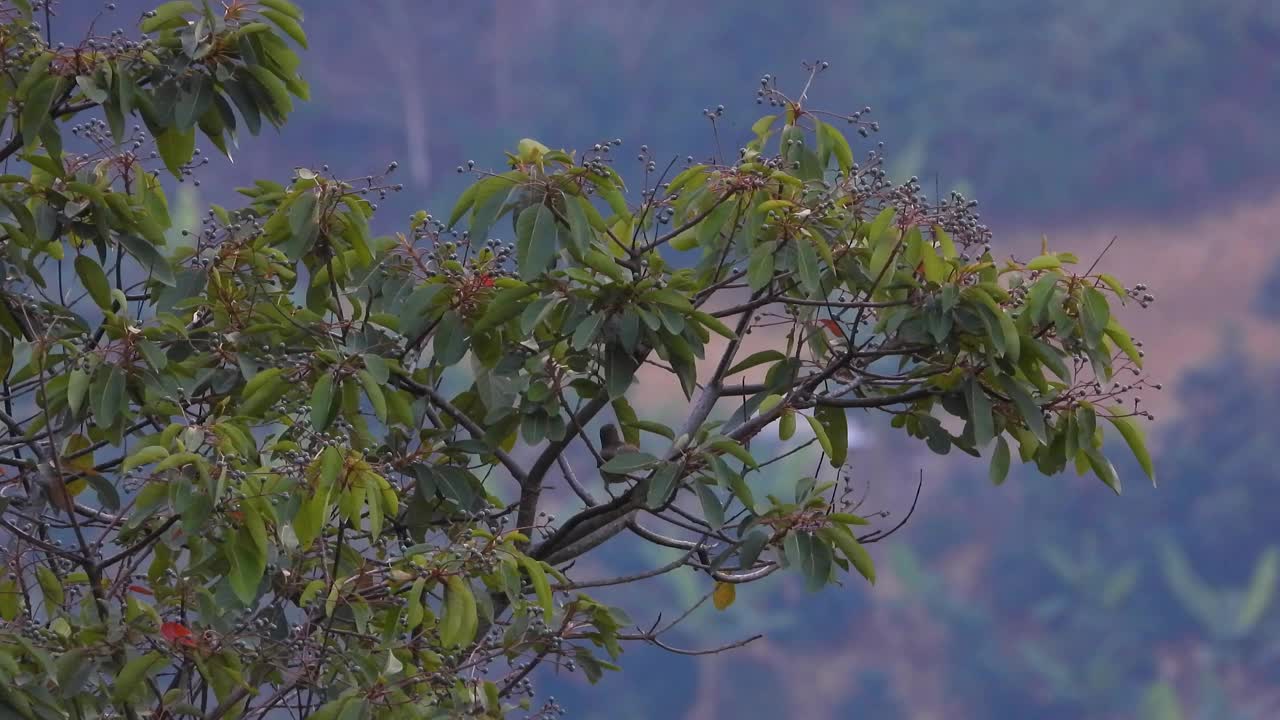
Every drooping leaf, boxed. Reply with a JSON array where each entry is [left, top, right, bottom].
[[1102, 408, 1155, 485], [516, 204, 558, 280], [310, 372, 337, 431], [989, 436, 1011, 485], [712, 581, 736, 611], [815, 405, 848, 467]]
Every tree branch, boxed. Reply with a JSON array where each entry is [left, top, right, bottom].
[[393, 376, 529, 485]]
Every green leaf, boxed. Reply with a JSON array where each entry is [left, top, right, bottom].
[[582, 248, 626, 283], [0, 579, 20, 620], [965, 377, 994, 448], [36, 565, 63, 606], [778, 408, 797, 441], [571, 311, 605, 350], [469, 172, 524, 240], [1080, 286, 1111, 346], [441, 576, 477, 648], [696, 197, 737, 249], [867, 207, 897, 245], [600, 451, 658, 474], [140, 1, 195, 32], [245, 64, 294, 117], [260, 8, 308, 48], [66, 368, 89, 415], [820, 526, 875, 585], [689, 310, 736, 340], [433, 310, 468, 366], [645, 462, 681, 509], [357, 370, 387, 422], [820, 122, 854, 173], [1098, 273, 1127, 298], [624, 419, 675, 441], [95, 365, 127, 427], [726, 349, 786, 377], [998, 376, 1046, 445], [750, 114, 777, 139], [564, 195, 593, 256], [260, 0, 303, 18], [155, 126, 196, 178], [795, 235, 822, 297], [122, 445, 170, 472], [310, 373, 337, 431], [805, 413, 834, 459], [815, 405, 848, 467], [709, 438, 757, 469], [74, 255, 113, 310], [1084, 446, 1121, 495], [111, 652, 165, 703], [1105, 318, 1143, 369], [695, 482, 725, 530], [518, 556, 554, 621], [747, 240, 776, 291], [227, 527, 266, 604], [1102, 409, 1155, 485], [447, 181, 478, 230], [75, 74, 109, 104], [293, 487, 330, 551], [20, 76, 58, 150], [989, 436, 1011, 485], [116, 234, 176, 286], [175, 73, 213, 131], [516, 204, 558, 280], [1025, 254, 1061, 271]]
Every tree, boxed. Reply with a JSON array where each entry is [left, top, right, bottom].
[[0, 2, 1157, 718]]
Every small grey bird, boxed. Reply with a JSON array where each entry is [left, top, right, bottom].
[[599, 423, 640, 485]]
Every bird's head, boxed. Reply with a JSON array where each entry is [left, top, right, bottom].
[[599, 423, 621, 449]]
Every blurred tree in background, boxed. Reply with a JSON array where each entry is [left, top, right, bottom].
[[0, 2, 1161, 718]]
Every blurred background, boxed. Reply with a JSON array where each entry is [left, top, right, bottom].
[[65, 1, 1280, 717]]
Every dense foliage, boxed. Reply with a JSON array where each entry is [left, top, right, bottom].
[[0, 2, 1155, 717]]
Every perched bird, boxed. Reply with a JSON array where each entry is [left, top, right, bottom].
[[599, 423, 640, 485]]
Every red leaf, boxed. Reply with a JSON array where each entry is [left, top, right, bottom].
[[818, 319, 842, 334], [128, 584, 154, 596], [161, 621, 196, 647]]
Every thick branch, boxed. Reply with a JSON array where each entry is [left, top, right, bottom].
[[515, 394, 610, 537]]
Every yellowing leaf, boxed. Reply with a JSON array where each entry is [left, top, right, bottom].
[[712, 581, 736, 610]]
